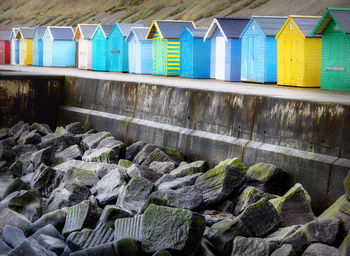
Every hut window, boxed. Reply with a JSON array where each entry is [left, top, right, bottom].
[[289, 24, 292, 30], [252, 24, 255, 30]]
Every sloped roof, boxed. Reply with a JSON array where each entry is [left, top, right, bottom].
[[78, 24, 98, 39], [18, 28, 35, 39], [34, 27, 47, 40], [293, 17, 321, 37], [253, 16, 288, 37], [10, 28, 19, 40], [146, 20, 195, 39], [101, 24, 114, 38], [312, 8, 350, 35], [0, 30, 11, 41], [205, 17, 250, 40], [126, 27, 150, 42], [118, 23, 145, 37], [189, 28, 208, 38], [49, 27, 74, 40]]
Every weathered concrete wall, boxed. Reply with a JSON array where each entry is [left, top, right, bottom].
[[58, 77, 350, 214]]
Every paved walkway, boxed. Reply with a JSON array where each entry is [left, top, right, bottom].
[[1, 65, 350, 105]]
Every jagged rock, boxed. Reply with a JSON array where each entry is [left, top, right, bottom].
[[142, 204, 205, 255], [30, 163, 62, 197], [200, 238, 217, 256], [99, 205, 132, 228], [41, 133, 54, 143], [82, 131, 111, 150], [31, 123, 52, 135], [9, 160, 23, 177], [116, 176, 154, 213], [30, 223, 64, 240], [93, 168, 128, 205], [3, 225, 26, 248], [141, 148, 178, 167], [118, 159, 133, 168], [44, 182, 91, 214], [0, 191, 21, 213], [133, 144, 161, 164], [149, 161, 176, 174], [270, 244, 296, 256], [152, 185, 203, 210], [158, 173, 202, 191], [38, 234, 66, 255], [0, 170, 15, 199], [13, 123, 31, 140], [0, 128, 9, 140], [195, 164, 245, 207], [30, 208, 68, 233], [12, 144, 37, 157], [203, 210, 234, 226], [125, 141, 147, 161], [344, 171, 350, 201], [140, 194, 169, 214], [127, 164, 162, 183], [216, 157, 246, 173], [231, 236, 279, 256], [265, 225, 301, 243], [62, 200, 102, 236], [0, 239, 11, 254], [3, 178, 30, 198], [282, 218, 340, 254], [66, 122, 84, 135], [38, 134, 81, 153], [98, 138, 126, 159], [217, 200, 235, 213], [0, 144, 16, 163], [234, 186, 277, 215], [54, 126, 69, 137], [7, 238, 56, 256], [54, 144, 82, 161], [17, 130, 41, 145], [8, 121, 25, 137], [246, 163, 288, 195], [0, 137, 16, 147], [83, 147, 120, 164], [270, 183, 315, 226], [334, 200, 350, 238], [319, 195, 347, 219], [31, 146, 53, 169], [154, 173, 177, 187], [0, 209, 31, 238], [302, 243, 337, 256], [62, 167, 99, 188], [114, 214, 144, 241], [117, 238, 141, 256], [170, 160, 209, 178], [69, 241, 119, 256], [334, 234, 350, 256]]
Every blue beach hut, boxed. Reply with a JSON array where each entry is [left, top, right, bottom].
[[109, 23, 145, 72], [125, 27, 152, 74], [179, 28, 211, 78], [32, 26, 47, 66], [91, 24, 113, 71], [10, 28, 19, 65], [240, 16, 287, 83], [42, 26, 76, 67], [204, 17, 250, 81]]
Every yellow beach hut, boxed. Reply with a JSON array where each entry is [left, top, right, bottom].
[[276, 16, 322, 87], [16, 28, 34, 66]]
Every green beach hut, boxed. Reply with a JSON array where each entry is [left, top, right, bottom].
[[312, 8, 350, 91]]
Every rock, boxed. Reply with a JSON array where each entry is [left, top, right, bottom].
[[30, 163, 62, 197], [141, 148, 178, 167], [82, 131, 111, 150], [125, 141, 147, 161], [29, 223, 64, 240], [30, 208, 68, 233], [54, 126, 69, 137], [40, 133, 54, 143], [31, 123, 52, 135], [200, 238, 217, 256], [231, 236, 279, 256], [99, 205, 132, 228], [9, 160, 23, 177], [0, 191, 21, 213], [270, 244, 296, 256], [83, 147, 120, 164], [133, 144, 160, 164], [152, 250, 172, 256], [265, 225, 301, 243], [158, 173, 202, 191], [114, 214, 144, 241], [154, 173, 176, 187], [98, 138, 126, 159], [142, 204, 205, 255], [3, 225, 26, 248], [333, 234, 350, 256], [140, 194, 169, 214], [13, 144, 37, 157], [117, 238, 141, 256], [234, 186, 277, 215], [38, 134, 81, 153], [0, 128, 9, 140], [118, 159, 133, 168], [54, 144, 82, 160], [149, 161, 176, 174], [44, 182, 91, 214], [31, 146, 53, 169], [127, 164, 162, 183], [282, 218, 340, 254], [195, 164, 245, 207], [319, 194, 348, 219], [69, 241, 119, 256], [94, 168, 128, 205], [302, 243, 337, 256], [17, 130, 41, 145], [13, 145, 38, 174], [334, 200, 350, 238], [0, 239, 11, 254], [0, 170, 15, 199], [66, 122, 84, 135], [116, 176, 154, 213], [13, 123, 31, 140], [37, 234, 66, 255], [246, 163, 288, 195], [8, 121, 25, 137], [170, 160, 209, 178], [270, 183, 315, 226], [216, 157, 246, 173], [7, 238, 56, 256], [3, 178, 30, 198], [62, 200, 102, 236], [0, 137, 16, 147], [217, 200, 235, 213], [152, 185, 203, 210], [62, 167, 99, 188], [0, 144, 16, 163], [0, 209, 31, 238], [344, 171, 350, 200], [203, 210, 234, 226]]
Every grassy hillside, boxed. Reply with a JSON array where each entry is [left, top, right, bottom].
[[0, 0, 349, 29]]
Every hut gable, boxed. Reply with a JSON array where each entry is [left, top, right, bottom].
[[146, 20, 195, 39], [10, 28, 19, 41], [116, 23, 145, 38], [74, 24, 98, 40], [16, 28, 34, 39], [92, 24, 114, 39], [34, 27, 47, 40], [241, 16, 287, 38], [49, 27, 74, 40], [0, 30, 11, 41], [126, 27, 150, 42], [276, 16, 321, 39], [181, 28, 208, 38], [312, 8, 350, 35], [205, 17, 250, 41]]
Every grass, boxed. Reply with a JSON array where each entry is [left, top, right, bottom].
[[227, 0, 255, 15], [39, 15, 56, 25], [194, 0, 235, 20], [248, 0, 270, 9], [168, 4, 188, 17], [125, 3, 165, 23]]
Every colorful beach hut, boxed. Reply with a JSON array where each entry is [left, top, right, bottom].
[[179, 28, 211, 78], [91, 24, 113, 71], [74, 24, 98, 70], [240, 16, 287, 83], [0, 30, 11, 65], [32, 26, 47, 66], [42, 26, 76, 67], [16, 28, 34, 65], [204, 17, 250, 81], [276, 16, 322, 87], [109, 23, 145, 72], [10, 28, 19, 65], [312, 8, 350, 91], [146, 20, 195, 76], [125, 27, 152, 74]]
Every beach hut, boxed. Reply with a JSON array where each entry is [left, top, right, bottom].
[[312, 8, 350, 91], [109, 23, 145, 72], [32, 26, 47, 66], [0, 30, 11, 65], [10, 28, 19, 65], [91, 24, 113, 71], [204, 17, 250, 81], [146, 20, 195, 76], [179, 28, 211, 78], [42, 26, 76, 67], [276, 16, 322, 87], [16, 28, 34, 65], [125, 27, 152, 74], [74, 24, 98, 70], [240, 16, 287, 83]]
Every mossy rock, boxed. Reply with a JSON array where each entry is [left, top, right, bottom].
[[152, 250, 172, 256], [216, 157, 246, 173], [333, 234, 350, 256], [54, 127, 69, 138], [344, 171, 350, 200], [318, 195, 348, 219], [118, 159, 133, 168], [117, 238, 141, 256], [140, 194, 169, 214]]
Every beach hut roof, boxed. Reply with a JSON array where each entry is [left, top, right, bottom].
[[46, 27, 74, 40], [117, 23, 145, 37], [0, 30, 12, 41], [204, 17, 249, 41], [34, 26, 48, 40], [276, 16, 322, 38], [240, 16, 287, 38], [146, 20, 195, 39], [10, 28, 19, 40], [100, 24, 114, 38], [312, 8, 350, 35], [17, 28, 35, 39], [126, 27, 150, 42], [74, 24, 98, 40]]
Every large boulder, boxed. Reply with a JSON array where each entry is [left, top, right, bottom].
[[82, 132, 111, 151], [3, 225, 26, 248], [334, 200, 350, 238], [7, 238, 56, 256], [31, 146, 53, 169], [82, 147, 120, 164], [54, 144, 82, 161], [170, 160, 209, 178], [133, 144, 162, 164], [98, 205, 132, 228], [301, 243, 337, 256], [318, 194, 347, 219], [125, 141, 147, 161], [0, 128, 9, 140], [38, 134, 81, 153], [333, 234, 350, 256], [195, 164, 245, 207], [270, 244, 296, 256], [158, 173, 202, 191], [30, 208, 68, 233], [216, 157, 246, 173], [149, 161, 176, 174], [231, 236, 279, 256], [98, 138, 126, 158], [17, 130, 41, 145], [13, 123, 31, 140], [30, 164, 62, 197], [65, 122, 84, 135], [0, 209, 31, 238], [8, 121, 25, 137], [62, 167, 99, 188], [127, 164, 162, 183], [54, 126, 69, 137], [141, 148, 178, 167], [114, 214, 144, 241]]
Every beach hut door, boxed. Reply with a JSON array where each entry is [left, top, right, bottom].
[[216, 37, 226, 80], [284, 38, 295, 84], [326, 35, 344, 87]]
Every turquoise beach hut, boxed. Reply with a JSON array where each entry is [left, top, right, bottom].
[[42, 26, 76, 67], [109, 23, 145, 72], [32, 26, 47, 66], [179, 27, 211, 78], [240, 16, 287, 83], [92, 24, 113, 71], [204, 17, 250, 81], [125, 27, 152, 74]]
